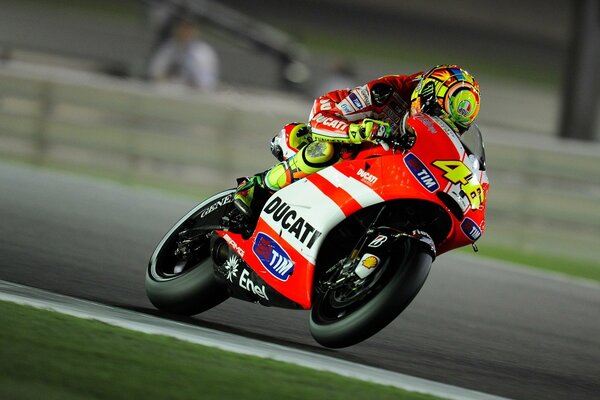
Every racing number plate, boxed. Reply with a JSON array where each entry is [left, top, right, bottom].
[[433, 160, 484, 209]]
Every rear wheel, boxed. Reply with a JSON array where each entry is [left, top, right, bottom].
[[309, 236, 432, 348], [145, 190, 233, 315]]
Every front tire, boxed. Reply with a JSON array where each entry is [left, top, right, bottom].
[[145, 190, 233, 315], [309, 239, 432, 348]]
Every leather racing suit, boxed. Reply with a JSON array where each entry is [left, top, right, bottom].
[[264, 72, 422, 191]]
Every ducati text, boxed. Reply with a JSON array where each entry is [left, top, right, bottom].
[[263, 197, 322, 249]]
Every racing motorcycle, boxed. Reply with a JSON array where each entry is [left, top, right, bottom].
[[146, 113, 489, 348]]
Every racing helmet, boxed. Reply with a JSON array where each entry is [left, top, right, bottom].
[[410, 65, 480, 133]]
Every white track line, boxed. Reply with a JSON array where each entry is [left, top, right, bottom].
[[0, 280, 511, 400]]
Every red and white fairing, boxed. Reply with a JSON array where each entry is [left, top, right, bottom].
[[219, 113, 488, 309]]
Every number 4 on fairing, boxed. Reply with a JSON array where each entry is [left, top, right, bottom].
[[433, 159, 485, 209]]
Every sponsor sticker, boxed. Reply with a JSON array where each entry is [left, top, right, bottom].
[[354, 253, 380, 279], [356, 168, 378, 184], [358, 85, 372, 106], [368, 234, 388, 248], [348, 92, 365, 109], [338, 99, 356, 115], [200, 194, 233, 218], [253, 232, 295, 281], [362, 255, 379, 269], [239, 268, 269, 300], [263, 197, 322, 249], [404, 154, 440, 192], [313, 113, 349, 130], [415, 114, 438, 134], [223, 233, 245, 258], [460, 218, 482, 241], [223, 256, 240, 282]]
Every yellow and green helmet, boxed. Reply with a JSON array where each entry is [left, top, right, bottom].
[[410, 65, 481, 133]]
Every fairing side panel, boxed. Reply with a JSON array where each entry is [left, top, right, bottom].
[[219, 113, 487, 309]]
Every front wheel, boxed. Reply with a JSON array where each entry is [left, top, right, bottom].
[[309, 238, 432, 348], [145, 190, 234, 315]]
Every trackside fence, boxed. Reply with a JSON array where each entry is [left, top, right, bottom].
[[1, 64, 599, 264]]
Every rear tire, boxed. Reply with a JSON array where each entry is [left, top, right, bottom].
[[145, 190, 233, 315], [309, 240, 432, 348]]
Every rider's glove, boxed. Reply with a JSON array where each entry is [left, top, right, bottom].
[[348, 118, 392, 144]]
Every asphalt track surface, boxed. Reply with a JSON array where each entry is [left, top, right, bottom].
[[1, 161, 599, 400]]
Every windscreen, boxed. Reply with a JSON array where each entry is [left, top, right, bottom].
[[460, 124, 486, 170]]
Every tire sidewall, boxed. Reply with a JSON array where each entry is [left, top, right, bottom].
[[309, 246, 432, 348], [147, 189, 234, 282], [145, 189, 234, 315]]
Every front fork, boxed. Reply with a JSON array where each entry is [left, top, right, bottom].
[[316, 226, 436, 294]]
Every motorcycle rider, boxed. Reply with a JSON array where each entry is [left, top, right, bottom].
[[234, 64, 481, 220]]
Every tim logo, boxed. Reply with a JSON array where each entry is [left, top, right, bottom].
[[404, 154, 439, 192], [253, 233, 295, 281], [348, 93, 364, 109], [460, 218, 482, 241]]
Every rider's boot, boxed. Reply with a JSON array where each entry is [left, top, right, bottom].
[[234, 141, 339, 221], [234, 174, 269, 220]]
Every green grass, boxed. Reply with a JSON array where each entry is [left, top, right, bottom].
[[0, 301, 443, 400], [462, 244, 600, 283]]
